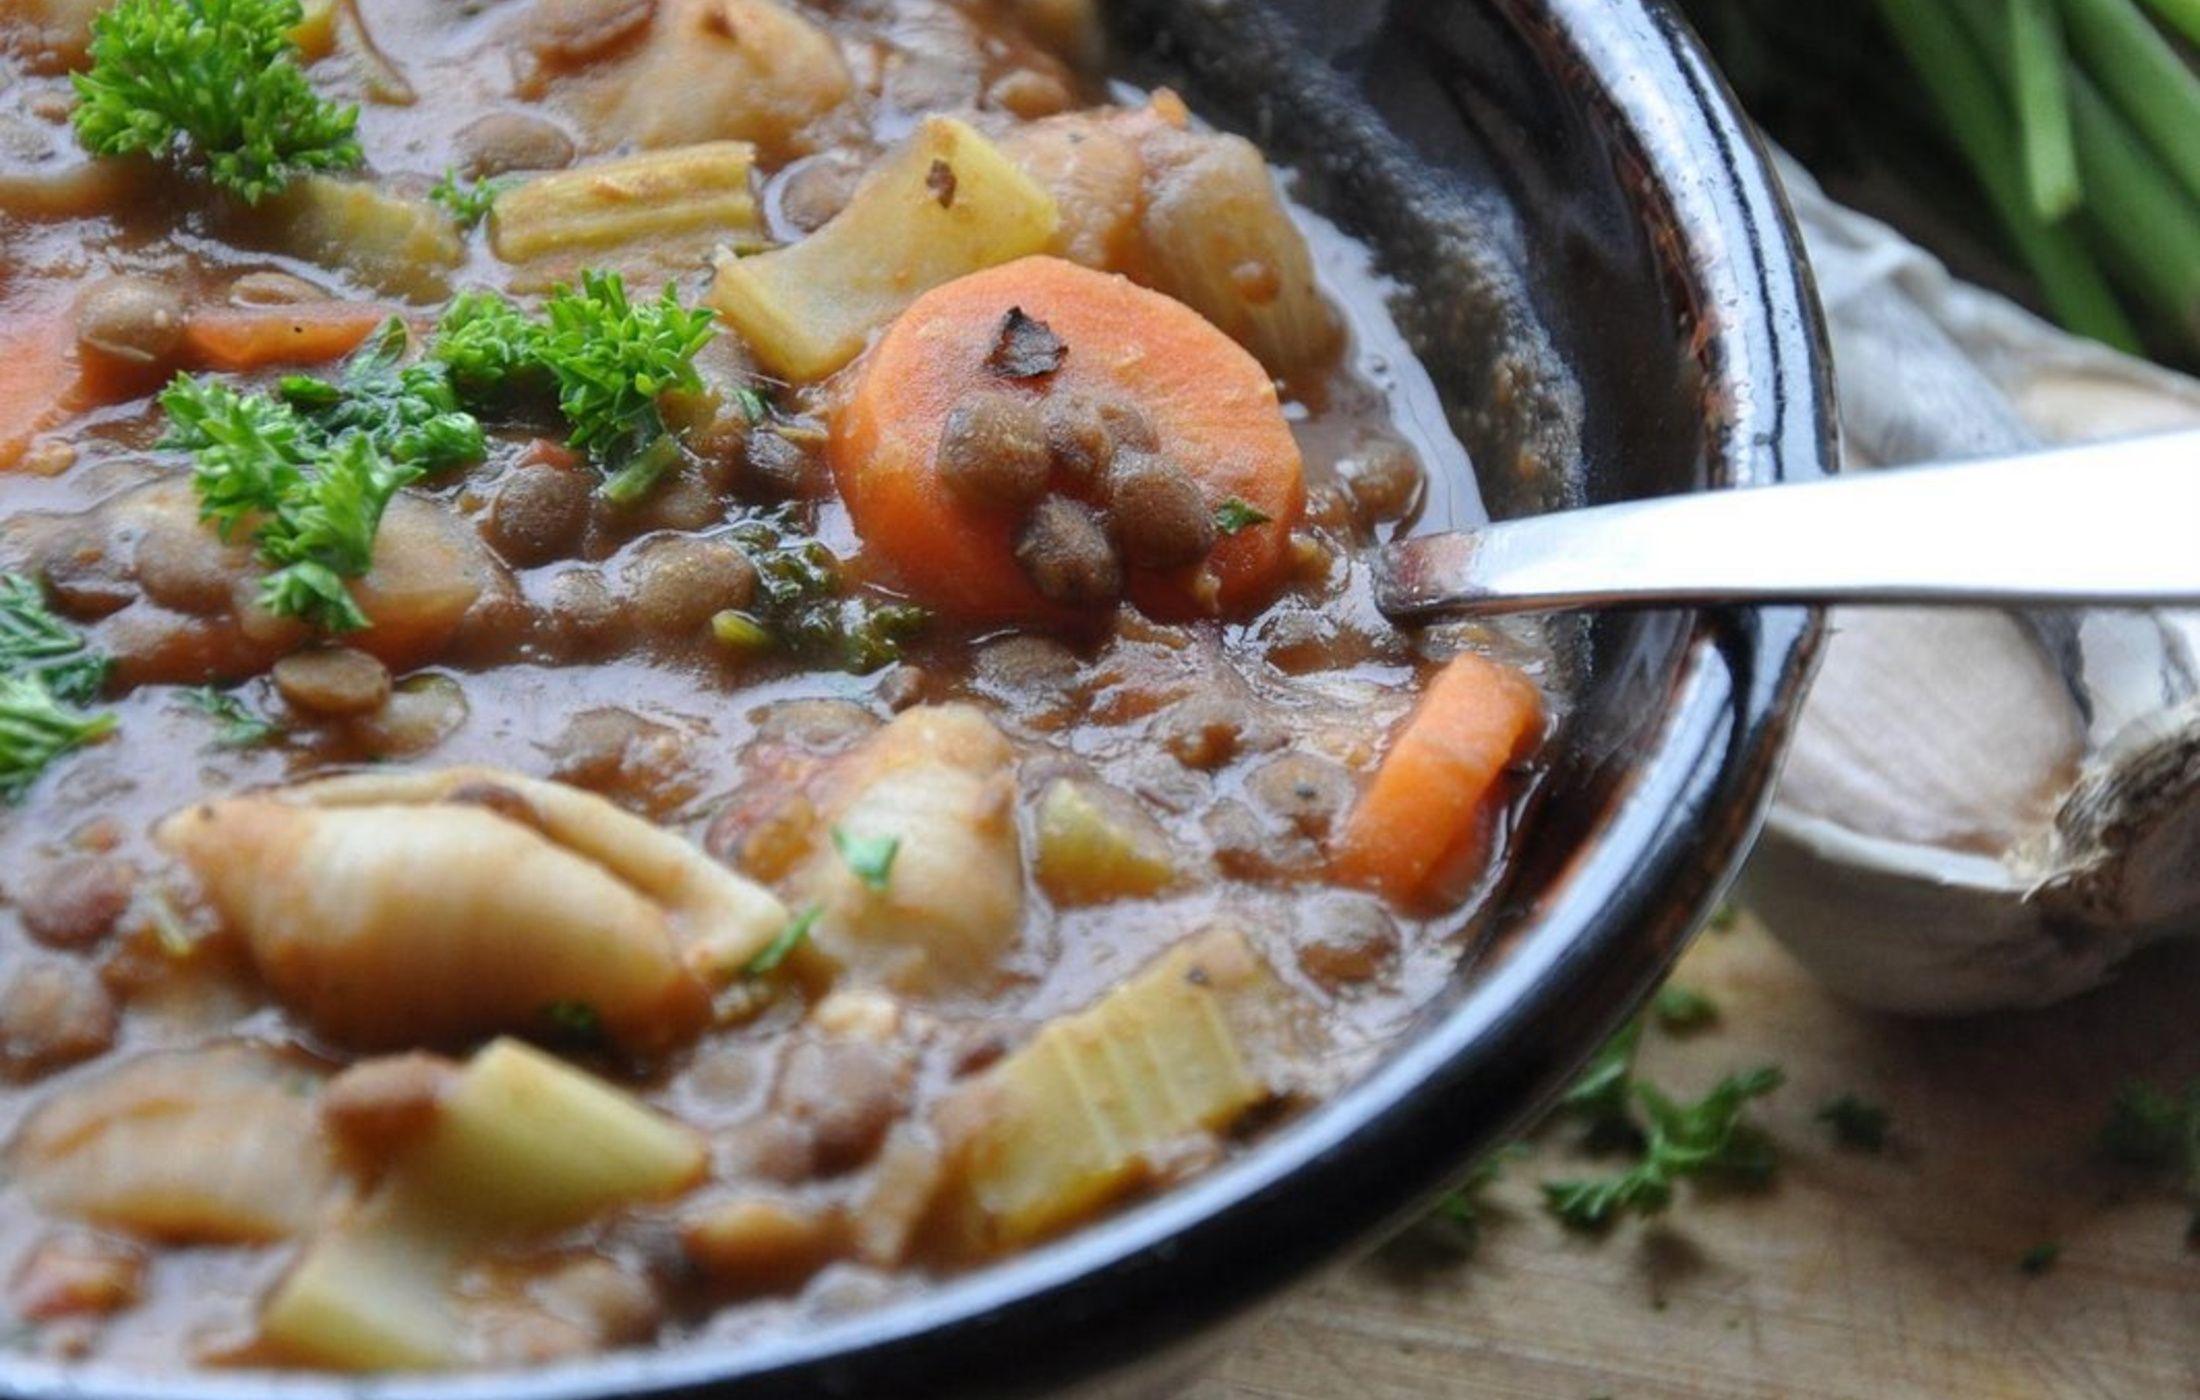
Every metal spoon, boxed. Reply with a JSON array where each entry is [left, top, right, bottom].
[[1372, 431, 2200, 618]]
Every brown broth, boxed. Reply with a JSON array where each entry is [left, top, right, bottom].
[[0, 0, 1555, 1372]]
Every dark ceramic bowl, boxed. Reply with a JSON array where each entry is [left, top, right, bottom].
[[0, 3, 1829, 1398]]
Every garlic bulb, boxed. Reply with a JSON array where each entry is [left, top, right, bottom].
[[1739, 158, 2200, 1014]]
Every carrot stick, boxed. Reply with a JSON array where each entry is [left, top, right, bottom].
[[0, 314, 88, 471], [829, 255, 1304, 622], [179, 302, 393, 372], [1331, 652, 1546, 905]]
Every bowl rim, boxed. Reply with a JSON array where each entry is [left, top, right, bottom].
[[0, 3, 1832, 1397]]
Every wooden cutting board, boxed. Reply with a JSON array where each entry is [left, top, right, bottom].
[[1192, 915, 2200, 1400]]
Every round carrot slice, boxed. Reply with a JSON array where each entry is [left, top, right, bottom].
[[829, 255, 1304, 622]]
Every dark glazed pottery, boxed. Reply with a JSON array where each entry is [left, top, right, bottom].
[[0, 3, 1830, 1398]]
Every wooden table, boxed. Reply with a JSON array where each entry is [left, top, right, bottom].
[[1193, 917, 2200, 1400]]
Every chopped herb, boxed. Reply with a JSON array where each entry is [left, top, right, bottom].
[[0, 573, 112, 705], [0, 674, 117, 804], [833, 827, 901, 890], [1816, 1093, 1891, 1153], [2019, 1241, 2062, 1275], [709, 609, 774, 652], [1704, 902, 1742, 933], [744, 904, 820, 978], [253, 433, 423, 633], [1651, 983, 1719, 1032], [428, 167, 504, 228], [161, 348, 451, 634], [1541, 1065, 1784, 1231], [984, 306, 1066, 379], [180, 686, 280, 747], [0, 575, 117, 799], [729, 505, 931, 673], [428, 290, 548, 402], [540, 999, 604, 1044], [2098, 1079, 2200, 1241], [1428, 1144, 1526, 1252], [539, 271, 716, 497], [734, 386, 772, 425], [1557, 1017, 1646, 1146], [1213, 497, 1273, 534], [70, 0, 361, 203], [278, 319, 486, 473]]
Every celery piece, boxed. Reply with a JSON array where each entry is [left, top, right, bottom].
[[942, 929, 1292, 1249], [707, 116, 1059, 381], [490, 143, 762, 264], [2008, 0, 2081, 219]]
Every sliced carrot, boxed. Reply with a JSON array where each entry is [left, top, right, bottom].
[[828, 255, 1304, 622], [179, 302, 393, 372], [0, 313, 89, 472], [1331, 653, 1547, 906]]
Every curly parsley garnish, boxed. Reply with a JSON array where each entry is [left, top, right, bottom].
[[0, 577, 116, 803], [71, 0, 361, 204], [428, 167, 505, 229]]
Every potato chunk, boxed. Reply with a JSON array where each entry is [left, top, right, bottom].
[[262, 1039, 706, 1371], [776, 706, 1025, 996], [708, 117, 1060, 381]]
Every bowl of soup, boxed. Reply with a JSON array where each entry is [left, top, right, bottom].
[[0, 0, 1827, 1394]]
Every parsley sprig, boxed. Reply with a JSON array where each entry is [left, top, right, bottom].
[[160, 375, 428, 633], [279, 319, 485, 471], [428, 168, 505, 229], [1541, 1064, 1785, 1230], [0, 576, 116, 802], [71, 0, 361, 204]]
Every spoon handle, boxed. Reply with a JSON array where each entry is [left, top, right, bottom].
[[1372, 431, 2200, 618]]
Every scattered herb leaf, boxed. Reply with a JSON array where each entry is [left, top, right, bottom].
[[1541, 1065, 1784, 1231], [1651, 983, 1719, 1033], [71, 0, 361, 203], [0, 573, 112, 705], [2019, 1241, 2062, 1275], [180, 686, 280, 747], [2098, 1079, 2200, 1242], [1214, 497, 1273, 534], [540, 999, 604, 1044], [0, 674, 117, 804], [984, 306, 1066, 379], [279, 319, 485, 472], [832, 827, 901, 891], [1557, 1017, 1647, 1148], [428, 167, 504, 228], [744, 904, 820, 978], [1816, 1093, 1891, 1153]]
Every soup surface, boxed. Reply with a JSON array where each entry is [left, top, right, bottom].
[[0, 0, 1557, 1373]]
